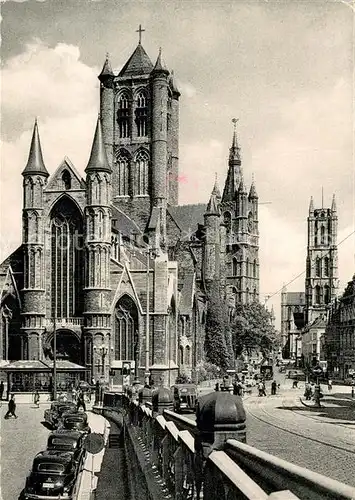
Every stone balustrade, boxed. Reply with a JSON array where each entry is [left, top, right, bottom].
[[100, 388, 355, 500]]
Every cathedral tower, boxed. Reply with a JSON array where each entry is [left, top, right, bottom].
[[21, 120, 49, 360], [220, 122, 259, 307], [99, 31, 180, 246], [83, 117, 113, 381], [305, 194, 338, 324]]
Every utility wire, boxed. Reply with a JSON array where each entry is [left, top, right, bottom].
[[265, 228, 355, 304]]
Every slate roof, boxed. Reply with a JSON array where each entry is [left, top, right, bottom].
[[118, 44, 153, 77], [285, 292, 305, 306], [85, 118, 111, 173], [22, 120, 49, 177], [168, 204, 206, 239], [111, 206, 142, 238]]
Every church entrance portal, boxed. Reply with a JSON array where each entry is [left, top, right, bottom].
[[47, 329, 82, 365]]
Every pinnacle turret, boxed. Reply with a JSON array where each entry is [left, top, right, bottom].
[[98, 53, 114, 82], [309, 196, 314, 214], [229, 118, 241, 165], [152, 47, 169, 75], [249, 180, 258, 199], [170, 70, 180, 97], [22, 119, 49, 177], [331, 194, 337, 213], [205, 182, 220, 216], [85, 117, 111, 173], [212, 174, 221, 201], [237, 176, 247, 194]]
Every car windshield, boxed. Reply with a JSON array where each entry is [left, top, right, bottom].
[[37, 463, 65, 473], [65, 418, 84, 424], [50, 438, 76, 449]]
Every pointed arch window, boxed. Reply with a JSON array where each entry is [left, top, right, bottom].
[[114, 295, 138, 361], [135, 91, 148, 137], [315, 285, 321, 305], [320, 225, 327, 245], [116, 151, 129, 196], [324, 285, 330, 304], [253, 259, 257, 278], [135, 150, 149, 195], [246, 288, 250, 304], [245, 257, 249, 277], [315, 257, 321, 277], [117, 92, 130, 138], [62, 170, 71, 190], [232, 258, 238, 276], [324, 256, 330, 277]]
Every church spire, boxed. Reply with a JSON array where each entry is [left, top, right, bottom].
[[85, 116, 111, 173], [22, 119, 49, 177], [222, 119, 243, 203], [152, 47, 169, 75], [98, 53, 114, 82], [249, 176, 258, 199], [205, 180, 220, 216], [309, 196, 314, 214], [212, 173, 221, 201], [331, 193, 337, 213]]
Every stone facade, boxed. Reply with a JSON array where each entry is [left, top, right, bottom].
[[0, 40, 260, 385]]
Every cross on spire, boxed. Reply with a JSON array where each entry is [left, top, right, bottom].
[[136, 24, 145, 44]]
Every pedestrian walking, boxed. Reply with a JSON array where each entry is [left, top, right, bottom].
[[327, 379, 332, 392], [304, 382, 312, 400], [271, 380, 277, 395], [258, 381, 265, 397], [76, 390, 86, 412], [292, 379, 298, 389], [215, 382, 220, 392], [5, 394, 18, 419], [0, 381, 4, 400], [33, 390, 40, 407]]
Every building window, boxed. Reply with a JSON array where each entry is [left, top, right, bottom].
[[116, 151, 130, 196], [253, 259, 257, 278], [62, 170, 71, 190], [50, 197, 84, 319], [114, 295, 138, 361], [245, 257, 249, 277], [315, 257, 321, 277], [117, 92, 130, 138], [320, 225, 327, 245], [135, 150, 149, 195], [324, 285, 330, 304], [246, 288, 250, 304], [135, 91, 147, 137], [232, 258, 238, 276], [315, 285, 321, 305], [324, 256, 330, 277]]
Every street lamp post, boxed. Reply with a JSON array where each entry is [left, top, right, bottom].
[[94, 345, 109, 381], [145, 248, 150, 386]]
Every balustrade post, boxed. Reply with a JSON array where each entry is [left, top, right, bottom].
[[174, 445, 184, 500], [194, 392, 246, 499], [152, 386, 173, 415]]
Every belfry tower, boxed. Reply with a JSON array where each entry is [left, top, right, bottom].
[[21, 120, 49, 360], [220, 121, 259, 306], [305, 194, 338, 323], [98, 29, 180, 248]]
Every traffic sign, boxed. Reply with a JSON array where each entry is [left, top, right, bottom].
[[312, 367, 323, 376], [83, 433, 105, 454]]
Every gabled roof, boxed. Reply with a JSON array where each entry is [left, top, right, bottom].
[[118, 44, 153, 77], [111, 206, 142, 238], [168, 204, 206, 239], [45, 157, 86, 191]]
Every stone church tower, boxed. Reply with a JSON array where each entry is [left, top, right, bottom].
[[305, 195, 338, 324], [218, 122, 259, 309]]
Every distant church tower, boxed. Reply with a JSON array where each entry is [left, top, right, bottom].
[[220, 120, 259, 307], [98, 28, 180, 248], [305, 194, 338, 323]]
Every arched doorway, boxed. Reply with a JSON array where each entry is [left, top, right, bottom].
[[45, 329, 82, 365], [114, 295, 139, 361]]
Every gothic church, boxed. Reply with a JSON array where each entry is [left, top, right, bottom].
[[0, 37, 259, 385]]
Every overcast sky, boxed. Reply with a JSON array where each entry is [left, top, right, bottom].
[[1, 0, 354, 328]]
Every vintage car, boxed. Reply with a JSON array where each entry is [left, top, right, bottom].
[[171, 384, 198, 413], [44, 402, 77, 429], [23, 450, 78, 499], [58, 412, 91, 434], [46, 429, 86, 466]]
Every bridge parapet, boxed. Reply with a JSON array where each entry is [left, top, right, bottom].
[[113, 390, 355, 500]]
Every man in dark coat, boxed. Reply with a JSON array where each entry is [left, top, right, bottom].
[[5, 394, 18, 419]]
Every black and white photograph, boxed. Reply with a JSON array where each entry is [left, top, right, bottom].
[[0, 0, 354, 498]]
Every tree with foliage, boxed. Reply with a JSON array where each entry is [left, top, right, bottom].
[[230, 302, 277, 358], [204, 282, 232, 370]]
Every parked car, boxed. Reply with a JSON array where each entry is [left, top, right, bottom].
[[22, 450, 78, 499], [287, 370, 305, 381], [58, 412, 91, 434], [171, 384, 198, 413], [44, 402, 77, 429], [243, 377, 256, 387], [46, 429, 86, 466]]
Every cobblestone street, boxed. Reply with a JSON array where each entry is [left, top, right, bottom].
[[244, 383, 355, 487], [0, 402, 50, 500]]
